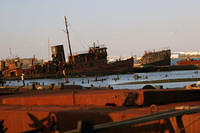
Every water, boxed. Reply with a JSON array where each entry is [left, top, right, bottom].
[[5, 69, 200, 90]]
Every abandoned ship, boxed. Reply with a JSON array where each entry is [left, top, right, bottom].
[[65, 44, 133, 76], [1, 17, 133, 79], [62, 16, 133, 76], [177, 58, 200, 67], [1, 45, 133, 79], [135, 49, 171, 68]]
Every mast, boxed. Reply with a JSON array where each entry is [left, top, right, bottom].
[[64, 16, 73, 64]]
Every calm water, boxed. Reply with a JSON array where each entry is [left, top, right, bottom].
[[6, 69, 200, 89]]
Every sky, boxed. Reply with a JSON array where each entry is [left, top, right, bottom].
[[0, 0, 200, 60]]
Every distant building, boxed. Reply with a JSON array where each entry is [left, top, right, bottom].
[[171, 53, 179, 59], [172, 51, 200, 59]]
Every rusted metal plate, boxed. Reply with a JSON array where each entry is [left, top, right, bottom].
[[1, 89, 200, 132], [1, 89, 137, 107]]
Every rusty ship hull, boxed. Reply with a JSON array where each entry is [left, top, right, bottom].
[[135, 49, 171, 67], [68, 57, 134, 76], [65, 44, 134, 76], [1, 86, 200, 133], [177, 58, 200, 66]]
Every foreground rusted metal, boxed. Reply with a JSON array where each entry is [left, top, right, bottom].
[[2, 89, 200, 107], [66, 106, 200, 133], [0, 120, 8, 133], [1, 88, 200, 133]]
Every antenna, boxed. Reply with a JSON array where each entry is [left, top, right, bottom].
[[64, 16, 73, 64]]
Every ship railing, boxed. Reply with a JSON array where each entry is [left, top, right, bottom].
[[63, 106, 200, 133], [89, 44, 106, 49], [144, 48, 170, 55]]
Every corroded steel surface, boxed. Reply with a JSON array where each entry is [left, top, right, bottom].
[[1, 89, 200, 132], [1, 102, 200, 132], [177, 58, 200, 66], [2, 89, 200, 107], [135, 89, 200, 106], [1, 89, 137, 107], [51, 45, 66, 64], [136, 49, 171, 67]]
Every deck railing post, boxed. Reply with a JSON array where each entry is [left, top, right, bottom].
[[176, 115, 185, 133], [164, 118, 175, 133]]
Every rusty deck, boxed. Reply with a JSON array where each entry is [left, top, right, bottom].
[[0, 88, 200, 133]]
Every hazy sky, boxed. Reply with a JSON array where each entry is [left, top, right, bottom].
[[0, 0, 200, 60]]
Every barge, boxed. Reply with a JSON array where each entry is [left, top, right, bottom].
[[177, 58, 200, 67], [1, 86, 200, 132]]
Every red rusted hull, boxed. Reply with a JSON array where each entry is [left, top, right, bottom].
[[1, 88, 200, 133], [177, 59, 200, 66], [68, 57, 134, 75]]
